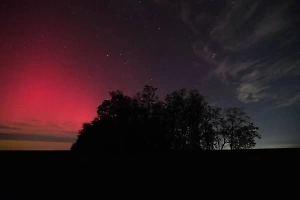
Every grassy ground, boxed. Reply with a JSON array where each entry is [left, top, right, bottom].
[[0, 149, 299, 199]]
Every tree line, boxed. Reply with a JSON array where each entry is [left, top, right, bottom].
[[71, 85, 261, 153]]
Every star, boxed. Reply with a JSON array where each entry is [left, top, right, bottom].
[[0, 0, 299, 151]]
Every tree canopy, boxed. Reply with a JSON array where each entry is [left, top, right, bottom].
[[71, 85, 261, 154]]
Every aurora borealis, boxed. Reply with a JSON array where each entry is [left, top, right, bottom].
[[1, 0, 300, 149]]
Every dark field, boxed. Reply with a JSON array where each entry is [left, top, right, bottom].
[[0, 149, 299, 199]]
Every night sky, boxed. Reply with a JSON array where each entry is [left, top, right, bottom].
[[0, 0, 300, 150]]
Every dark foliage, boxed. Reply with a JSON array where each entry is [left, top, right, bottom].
[[71, 85, 261, 154]]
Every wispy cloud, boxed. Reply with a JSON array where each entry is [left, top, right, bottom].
[[169, 0, 300, 108], [0, 120, 77, 139], [273, 92, 300, 108], [0, 132, 75, 143], [0, 125, 21, 130], [237, 83, 270, 103]]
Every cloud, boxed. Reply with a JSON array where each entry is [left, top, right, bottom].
[[165, 0, 300, 108], [0, 132, 75, 143], [209, 0, 261, 51], [210, 58, 260, 83], [10, 121, 34, 127], [237, 83, 270, 103], [0, 120, 78, 138], [273, 92, 300, 108], [0, 125, 21, 130], [179, 1, 190, 24], [252, 1, 293, 39]]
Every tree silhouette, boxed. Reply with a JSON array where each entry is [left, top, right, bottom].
[[71, 85, 261, 153], [132, 85, 169, 152], [184, 90, 207, 150], [201, 106, 221, 150], [164, 88, 187, 150], [217, 107, 261, 150]]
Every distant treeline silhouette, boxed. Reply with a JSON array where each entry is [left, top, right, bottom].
[[71, 85, 261, 153]]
